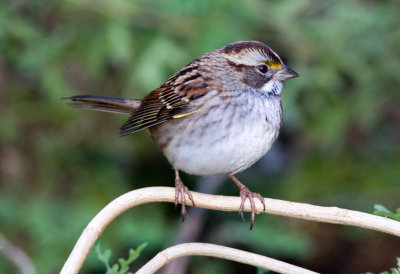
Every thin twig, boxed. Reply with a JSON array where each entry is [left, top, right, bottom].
[[0, 233, 36, 274], [136, 242, 318, 274], [60, 187, 400, 274]]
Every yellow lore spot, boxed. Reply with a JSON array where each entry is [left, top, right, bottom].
[[265, 60, 282, 69]]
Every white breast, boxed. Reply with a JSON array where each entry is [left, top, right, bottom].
[[152, 90, 282, 176]]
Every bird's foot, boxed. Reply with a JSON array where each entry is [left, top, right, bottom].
[[227, 173, 266, 230], [238, 185, 266, 230], [175, 172, 195, 220]]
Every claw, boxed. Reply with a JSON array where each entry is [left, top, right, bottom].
[[174, 170, 195, 220], [239, 211, 246, 222], [227, 173, 265, 230]]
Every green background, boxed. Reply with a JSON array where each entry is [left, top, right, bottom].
[[1, 0, 399, 273]]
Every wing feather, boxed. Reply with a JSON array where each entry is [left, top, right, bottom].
[[119, 61, 213, 136]]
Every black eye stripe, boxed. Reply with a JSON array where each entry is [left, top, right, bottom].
[[257, 65, 268, 74]]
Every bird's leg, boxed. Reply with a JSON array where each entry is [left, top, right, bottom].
[[174, 169, 195, 220], [226, 172, 266, 230]]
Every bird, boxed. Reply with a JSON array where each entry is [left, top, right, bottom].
[[66, 41, 298, 229]]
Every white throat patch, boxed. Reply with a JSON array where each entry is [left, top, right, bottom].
[[261, 80, 283, 96]]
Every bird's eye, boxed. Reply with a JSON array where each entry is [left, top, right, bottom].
[[257, 65, 268, 74]]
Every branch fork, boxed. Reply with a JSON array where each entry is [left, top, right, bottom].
[[60, 187, 400, 274]]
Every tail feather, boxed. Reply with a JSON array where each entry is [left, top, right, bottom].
[[65, 95, 141, 114]]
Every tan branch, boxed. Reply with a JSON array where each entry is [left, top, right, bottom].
[[136, 242, 318, 274], [60, 187, 400, 274]]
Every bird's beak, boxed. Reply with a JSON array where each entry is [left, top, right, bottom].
[[275, 66, 299, 81]]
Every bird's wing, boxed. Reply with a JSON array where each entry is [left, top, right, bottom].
[[120, 63, 211, 136]]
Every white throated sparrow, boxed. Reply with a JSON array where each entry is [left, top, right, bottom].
[[67, 41, 298, 229]]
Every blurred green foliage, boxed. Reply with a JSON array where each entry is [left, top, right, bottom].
[[1, 0, 399, 273], [96, 242, 147, 274]]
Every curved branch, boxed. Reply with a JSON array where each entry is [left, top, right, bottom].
[[136, 242, 318, 274], [0, 233, 36, 274], [60, 187, 400, 274]]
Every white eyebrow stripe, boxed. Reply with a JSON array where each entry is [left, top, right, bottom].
[[224, 48, 282, 67]]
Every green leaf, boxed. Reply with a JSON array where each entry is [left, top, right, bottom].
[[95, 244, 113, 271], [111, 263, 119, 273], [95, 242, 147, 274], [373, 205, 400, 221], [374, 204, 391, 214], [257, 267, 269, 274], [118, 258, 129, 273], [128, 243, 148, 263]]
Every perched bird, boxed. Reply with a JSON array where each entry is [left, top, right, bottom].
[[66, 41, 298, 229]]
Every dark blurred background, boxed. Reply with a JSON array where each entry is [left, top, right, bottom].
[[1, 0, 399, 273]]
